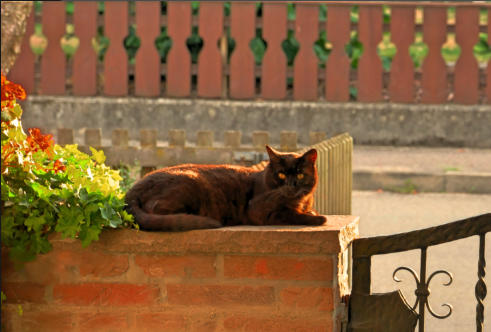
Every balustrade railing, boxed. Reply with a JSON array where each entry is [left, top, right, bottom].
[[7, 1, 491, 104]]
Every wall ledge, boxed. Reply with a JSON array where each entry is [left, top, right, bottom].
[[2, 215, 359, 332], [52, 215, 359, 255]]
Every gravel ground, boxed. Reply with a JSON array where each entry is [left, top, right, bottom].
[[352, 190, 491, 332]]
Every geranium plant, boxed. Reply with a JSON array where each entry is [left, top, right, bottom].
[[1, 74, 135, 264]]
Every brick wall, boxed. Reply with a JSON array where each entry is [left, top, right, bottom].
[[1, 216, 359, 332]]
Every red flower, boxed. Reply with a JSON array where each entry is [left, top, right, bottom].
[[1, 74, 26, 109], [52, 159, 66, 173], [26, 128, 54, 155]]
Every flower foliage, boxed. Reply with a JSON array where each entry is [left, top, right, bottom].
[[1, 74, 135, 264]]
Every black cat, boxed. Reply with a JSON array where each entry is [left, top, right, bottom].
[[125, 145, 326, 231]]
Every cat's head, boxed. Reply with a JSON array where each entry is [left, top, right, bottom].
[[264, 145, 318, 192]]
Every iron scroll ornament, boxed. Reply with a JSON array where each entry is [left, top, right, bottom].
[[393, 266, 453, 319]]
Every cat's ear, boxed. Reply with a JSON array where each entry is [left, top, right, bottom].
[[265, 145, 280, 163], [302, 149, 317, 164]]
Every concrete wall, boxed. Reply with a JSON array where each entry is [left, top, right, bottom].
[[1, 216, 359, 332], [20, 96, 491, 148]]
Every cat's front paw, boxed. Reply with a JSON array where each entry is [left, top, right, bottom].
[[308, 215, 327, 226]]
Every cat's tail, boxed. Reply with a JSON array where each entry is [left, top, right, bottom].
[[126, 200, 222, 232]]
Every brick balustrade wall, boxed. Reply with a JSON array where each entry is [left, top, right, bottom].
[[1, 216, 359, 332]]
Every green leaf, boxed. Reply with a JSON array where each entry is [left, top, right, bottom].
[[79, 224, 101, 247], [100, 201, 116, 221], [55, 205, 84, 238], [79, 187, 89, 203], [9, 242, 36, 263], [109, 216, 122, 228], [89, 147, 106, 164], [1, 216, 16, 240], [29, 181, 52, 200], [31, 233, 52, 254], [24, 215, 46, 232], [11, 104, 23, 118], [120, 209, 134, 222]]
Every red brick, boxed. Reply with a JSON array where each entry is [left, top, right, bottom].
[[135, 313, 186, 332], [18, 311, 74, 332], [90, 217, 359, 255], [188, 317, 217, 332], [53, 283, 160, 306], [56, 250, 129, 278], [1, 250, 17, 281], [224, 255, 333, 281], [279, 286, 334, 311], [167, 284, 274, 306], [223, 315, 332, 332], [0, 248, 127, 284], [1, 282, 45, 304], [135, 255, 216, 278], [79, 313, 129, 332], [0, 306, 17, 332], [1, 249, 75, 284]]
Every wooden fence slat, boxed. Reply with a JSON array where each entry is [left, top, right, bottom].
[[198, 2, 223, 98], [454, 7, 479, 104], [40, 2, 66, 95], [325, 5, 351, 102], [487, 10, 491, 103], [389, 6, 415, 103], [167, 2, 191, 97], [230, 2, 256, 99], [73, 2, 97, 96], [293, 4, 318, 101], [135, 2, 161, 97], [357, 5, 383, 102], [421, 7, 447, 103], [7, 10, 35, 94], [262, 3, 287, 100], [85, 128, 102, 147], [104, 1, 128, 96]]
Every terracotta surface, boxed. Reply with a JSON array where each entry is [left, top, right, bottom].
[[103, 2, 128, 96], [135, 2, 161, 97], [1, 215, 359, 332], [72, 2, 97, 96], [167, 2, 191, 97]]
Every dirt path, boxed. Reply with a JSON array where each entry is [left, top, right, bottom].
[[352, 191, 491, 332]]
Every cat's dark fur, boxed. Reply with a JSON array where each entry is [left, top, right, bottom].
[[125, 145, 326, 231]]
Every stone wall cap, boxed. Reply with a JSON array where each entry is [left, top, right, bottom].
[[51, 215, 359, 255]]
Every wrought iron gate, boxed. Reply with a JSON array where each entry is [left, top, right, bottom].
[[347, 213, 490, 332]]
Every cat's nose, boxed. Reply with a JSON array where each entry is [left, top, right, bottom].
[[286, 178, 296, 187]]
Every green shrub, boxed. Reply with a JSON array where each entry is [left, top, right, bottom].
[[1, 75, 135, 265]]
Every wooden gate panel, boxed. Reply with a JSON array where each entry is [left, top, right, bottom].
[[357, 5, 383, 102], [262, 3, 287, 100], [230, 2, 256, 99], [293, 4, 318, 101], [487, 10, 491, 103], [40, 2, 66, 95], [325, 5, 351, 102], [198, 2, 223, 98], [421, 8, 447, 103], [389, 6, 415, 103], [104, 2, 128, 96], [73, 2, 97, 96], [167, 2, 192, 97], [135, 2, 161, 97], [454, 7, 479, 104]]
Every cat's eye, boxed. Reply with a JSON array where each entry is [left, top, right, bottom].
[[297, 173, 304, 180], [278, 172, 286, 180]]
